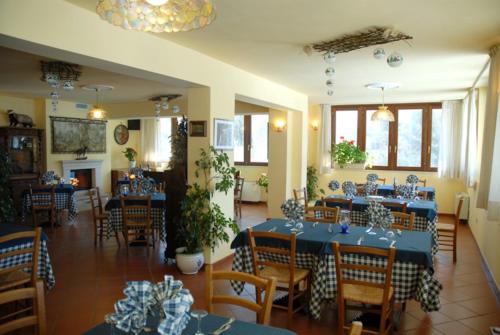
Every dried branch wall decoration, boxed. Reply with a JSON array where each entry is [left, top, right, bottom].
[[311, 27, 412, 54], [40, 61, 82, 83]]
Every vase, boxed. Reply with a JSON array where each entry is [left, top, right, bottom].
[[175, 247, 204, 275], [128, 160, 136, 169]]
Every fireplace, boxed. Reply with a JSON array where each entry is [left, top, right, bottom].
[[70, 168, 94, 190]]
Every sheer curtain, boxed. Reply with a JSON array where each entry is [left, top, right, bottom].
[[438, 100, 463, 178], [477, 45, 500, 216], [464, 89, 478, 187], [141, 119, 160, 167], [316, 104, 332, 174]]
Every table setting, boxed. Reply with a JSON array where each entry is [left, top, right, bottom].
[[21, 183, 78, 222]]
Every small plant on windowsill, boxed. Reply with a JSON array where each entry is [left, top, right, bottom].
[[122, 147, 138, 169], [331, 137, 367, 169], [256, 173, 268, 193]]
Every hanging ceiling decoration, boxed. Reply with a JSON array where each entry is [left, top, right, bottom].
[[40, 61, 82, 112], [96, 0, 216, 33], [83, 85, 114, 120], [365, 82, 399, 122], [149, 94, 182, 120], [307, 27, 412, 97]]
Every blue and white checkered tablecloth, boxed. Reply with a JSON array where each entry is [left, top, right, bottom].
[[107, 208, 166, 242], [22, 192, 78, 222], [0, 239, 56, 289]]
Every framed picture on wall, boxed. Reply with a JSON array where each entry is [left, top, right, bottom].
[[213, 118, 234, 150], [189, 120, 207, 137]]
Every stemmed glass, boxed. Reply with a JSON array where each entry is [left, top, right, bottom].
[[191, 310, 208, 335], [365, 221, 376, 235]]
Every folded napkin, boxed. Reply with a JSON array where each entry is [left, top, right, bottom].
[[157, 276, 193, 335]]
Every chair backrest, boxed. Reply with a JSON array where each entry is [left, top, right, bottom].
[[355, 184, 366, 197], [348, 321, 363, 335], [417, 190, 428, 200], [248, 228, 297, 286], [418, 179, 427, 187], [381, 201, 407, 213], [0, 280, 46, 335], [0, 228, 41, 288], [333, 242, 396, 308], [391, 212, 415, 230], [29, 185, 55, 208], [234, 177, 244, 201], [119, 195, 152, 228], [88, 187, 104, 218], [305, 205, 339, 223], [205, 265, 276, 325], [454, 198, 464, 229], [293, 187, 308, 210], [322, 197, 353, 212], [377, 178, 386, 185]]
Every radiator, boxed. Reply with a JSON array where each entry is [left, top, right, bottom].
[[241, 180, 264, 202], [455, 192, 470, 220]]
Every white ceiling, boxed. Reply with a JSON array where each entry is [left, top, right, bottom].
[[66, 0, 500, 105], [0, 47, 188, 104]]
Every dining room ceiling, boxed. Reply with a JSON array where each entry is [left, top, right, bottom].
[[66, 0, 500, 105], [0, 46, 189, 104]]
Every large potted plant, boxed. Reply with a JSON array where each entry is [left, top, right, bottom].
[[0, 148, 14, 223], [122, 147, 138, 169], [176, 146, 239, 274], [331, 137, 367, 169], [306, 166, 325, 200]]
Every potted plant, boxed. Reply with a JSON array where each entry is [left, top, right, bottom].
[[331, 137, 367, 169], [256, 173, 268, 202], [176, 146, 239, 274], [306, 166, 325, 200], [0, 148, 14, 223], [122, 147, 138, 169]]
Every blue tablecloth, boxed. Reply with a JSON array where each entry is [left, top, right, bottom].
[[377, 185, 435, 200], [231, 219, 433, 268], [84, 313, 296, 335], [105, 193, 166, 210], [22, 184, 75, 196], [0, 224, 48, 249], [318, 195, 438, 222]]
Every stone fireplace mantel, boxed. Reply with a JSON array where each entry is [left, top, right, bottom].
[[61, 160, 104, 190]]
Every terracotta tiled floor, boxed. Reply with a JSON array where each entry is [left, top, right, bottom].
[[43, 204, 499, 334]]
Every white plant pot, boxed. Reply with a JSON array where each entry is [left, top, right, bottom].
[[175, 247, 204, 275], [128, 160, 136, 169]]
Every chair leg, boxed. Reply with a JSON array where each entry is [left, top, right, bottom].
[[114, 227, 121, 247], [123, 230, 129, 254], [453, 234, 457, 263], [93, 220, 98, 246], [287, 285, 294, 327], [337, 298, 345, 335], [255, 287, 262, 306]]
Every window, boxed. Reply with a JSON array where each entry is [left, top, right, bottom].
[[331, 103, 441, 171], [234, 114, 269, 165], [156, 117, 179, 163]]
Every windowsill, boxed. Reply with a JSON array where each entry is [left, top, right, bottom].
[[235, 162, 268, 167]]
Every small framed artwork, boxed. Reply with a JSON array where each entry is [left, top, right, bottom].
[[213, 118, 234, 150], [189, 120, 207, 137]]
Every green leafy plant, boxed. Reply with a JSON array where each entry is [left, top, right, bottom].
[[122, 147, 137, 161], [306, 166, 324, 200], [0, 148, 14, 222], [331, 138, 367, 168], [178, 147, 239, 254], [256, 173, 269, 192], [168, 116, 187, 169]]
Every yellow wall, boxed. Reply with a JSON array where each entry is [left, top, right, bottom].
[[307, 104, 467, 214], [108, 119, 141, 170], [0, 93, 44, 127], [467, 87, 500, 288]]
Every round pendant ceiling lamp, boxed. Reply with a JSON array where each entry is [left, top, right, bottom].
[[365, 82, 399, 122], [96, 0, 217, 33]]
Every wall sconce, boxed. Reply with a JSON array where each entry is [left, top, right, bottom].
[[311, 120, 319, 131], [273, 119, 286, 132]]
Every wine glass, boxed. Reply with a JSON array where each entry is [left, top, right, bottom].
[[365, 221, 376, 235], [191, 309, 208, 335]]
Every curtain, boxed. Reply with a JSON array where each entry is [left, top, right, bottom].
[[141, 119, 159, 167], [438, 100, 463, 178], [317, 104, 332, 174], [477, 45, 500, 215], [465, 89, 478, 187]]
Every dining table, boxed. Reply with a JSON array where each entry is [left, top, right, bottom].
[[21, 184, 78, 222], [84, 313, 296, 335], [0, 224, 56, 289], [104, 192, 167, 241], [376, 185, 436, 200], [230, 219, 442, 320], [316, 195, 439, 254]]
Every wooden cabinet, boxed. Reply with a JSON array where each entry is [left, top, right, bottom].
[[0, 127, 45, 216], [111, 169, 128, 195]]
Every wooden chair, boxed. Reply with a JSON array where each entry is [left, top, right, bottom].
[[437, 198, 463, 263], [293, 187, 309, 212], [417, 179, 427, 187], [391, 212, 415, 231], [205, 264, 277, 325], [376, 178, 386, 185], [0, 280, 46, 335], [322, 197, 353, 212], [248, 228, 311, 326], [0, 228, 41, 292], [333, 242, 396, 335], [355, 184, 366, 197], [305, 205, 340, 223], [234, 177, 244, 218], [349, 321, 363, 335], [381, 201, 407, 213], [417, 191, 428, 200], [88, 188, 120, 247], [120, 195, 154, 255], [29, 185, 56, 231]]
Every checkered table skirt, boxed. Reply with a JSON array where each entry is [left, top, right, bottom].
[[314, 209, 439, 254], [22, 193, 78, 222], [231, 246, 442, 320], [107, 208, 166, 242], [0, 240, 56, 289]]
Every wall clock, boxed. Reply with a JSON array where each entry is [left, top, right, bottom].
[[114, 124, 129, 145]]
